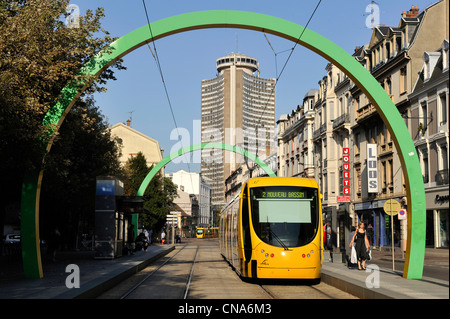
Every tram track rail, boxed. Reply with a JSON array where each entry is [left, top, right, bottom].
[[119, 245, 187, 299], [257, 278, 354, 299], [183, 246, 199, 299], [97, 239, 357, 300], [119, 244, 200, 300], [259, 285, 277, 299]]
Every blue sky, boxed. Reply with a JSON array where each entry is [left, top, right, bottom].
[[70, 0, 433, 173]]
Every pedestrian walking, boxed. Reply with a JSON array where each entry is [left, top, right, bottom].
[[161, 230, 166, 244], [349, 221, 370, 270], [127, 224, 135, 255], [347, 226, 358, 269], [323, 221, 328, 250]]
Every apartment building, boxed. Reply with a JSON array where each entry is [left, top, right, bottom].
[[201, 53, 276, 205], [109, 120, 163, 169], [277, 89, 317, 179], [409, 40, 449, 248], [279, 1, 448, 251], [349, 1, 448, 250]]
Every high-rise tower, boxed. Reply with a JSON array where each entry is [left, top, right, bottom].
[[201, 53, 276, 204]]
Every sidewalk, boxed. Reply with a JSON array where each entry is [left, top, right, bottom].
[[321, 248, 449, 299], [0, 244, 175, 299], [0, 245, 447, 299]]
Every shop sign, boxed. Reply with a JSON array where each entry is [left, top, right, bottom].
[[435, 194, 449, 203], [367, 144, 378, 193], [342, 147, 351, 198], [337, 196, 350, 203]]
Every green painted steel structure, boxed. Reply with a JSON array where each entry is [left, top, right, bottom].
[[136, 142, 276, 197], [21, 10, 426, 279]]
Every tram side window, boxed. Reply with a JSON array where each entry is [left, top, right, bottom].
[[242, 186, 252, 259]]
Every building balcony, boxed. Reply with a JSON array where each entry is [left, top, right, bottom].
[[379, 141, 394, 156], [313, 129, 320, 140], [356, 103, 377, 123], [332, 113, 350, 130]]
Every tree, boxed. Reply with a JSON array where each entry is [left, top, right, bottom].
[[39, 96, 123, 248], [0, 0, 125, 238], [123, 152, 178, 233]]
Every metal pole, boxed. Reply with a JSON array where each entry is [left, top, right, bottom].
[[391, 201, 395, 271], [172, 225, 175, 245]]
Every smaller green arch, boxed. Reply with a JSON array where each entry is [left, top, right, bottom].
[[137, 142, 276, 196]]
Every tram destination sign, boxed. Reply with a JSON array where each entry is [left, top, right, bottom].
[[261, 191, 306, 199]]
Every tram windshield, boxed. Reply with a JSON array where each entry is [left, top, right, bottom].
[[197, 229, 204, 234], [250, 186, 319, 248]]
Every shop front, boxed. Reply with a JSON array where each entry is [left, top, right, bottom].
[[354, 198, 403, 249], [425, 189, 449, 248]]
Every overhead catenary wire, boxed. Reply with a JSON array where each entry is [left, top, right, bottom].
[[141, 0, 195, 192], [246, 0, 322, 175], [257, 0, 322, 126]]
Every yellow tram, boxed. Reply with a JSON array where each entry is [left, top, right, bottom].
[[196, 227, 219, 239], [219, 177, 323, 280]]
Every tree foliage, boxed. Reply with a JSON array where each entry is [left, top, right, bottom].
[[39, 97, 123, 247], [0, 0, 125, 173], [123, 153, 178, 233], [0, 0, 125, 240]]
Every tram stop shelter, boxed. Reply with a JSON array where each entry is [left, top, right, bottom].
[[95, 177, 143, 259]]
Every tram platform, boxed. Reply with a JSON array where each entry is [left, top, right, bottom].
[[321, 248, 449, 299], [0, 244, 175, 299]]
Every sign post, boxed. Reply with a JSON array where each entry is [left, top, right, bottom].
[[383, 199, 401, 271], [167, 212, 181, 244]]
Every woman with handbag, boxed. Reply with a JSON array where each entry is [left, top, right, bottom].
[[349, 221, 370, 270]]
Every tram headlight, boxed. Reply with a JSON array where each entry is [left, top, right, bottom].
[[261, 249, 265, 254], [265, 253, 269, 257]]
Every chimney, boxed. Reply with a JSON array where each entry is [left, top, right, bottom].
[[403, 5, 419, 18], [354, 46, 361, 53], [126, 119, 131, 126]]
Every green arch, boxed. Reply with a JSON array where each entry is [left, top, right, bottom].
[[22, 10, 425, 279], [137, 142, 276, 197]]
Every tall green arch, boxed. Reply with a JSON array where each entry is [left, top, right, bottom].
[[137, 142, 276, 197], [21, 10, 425, 279]]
